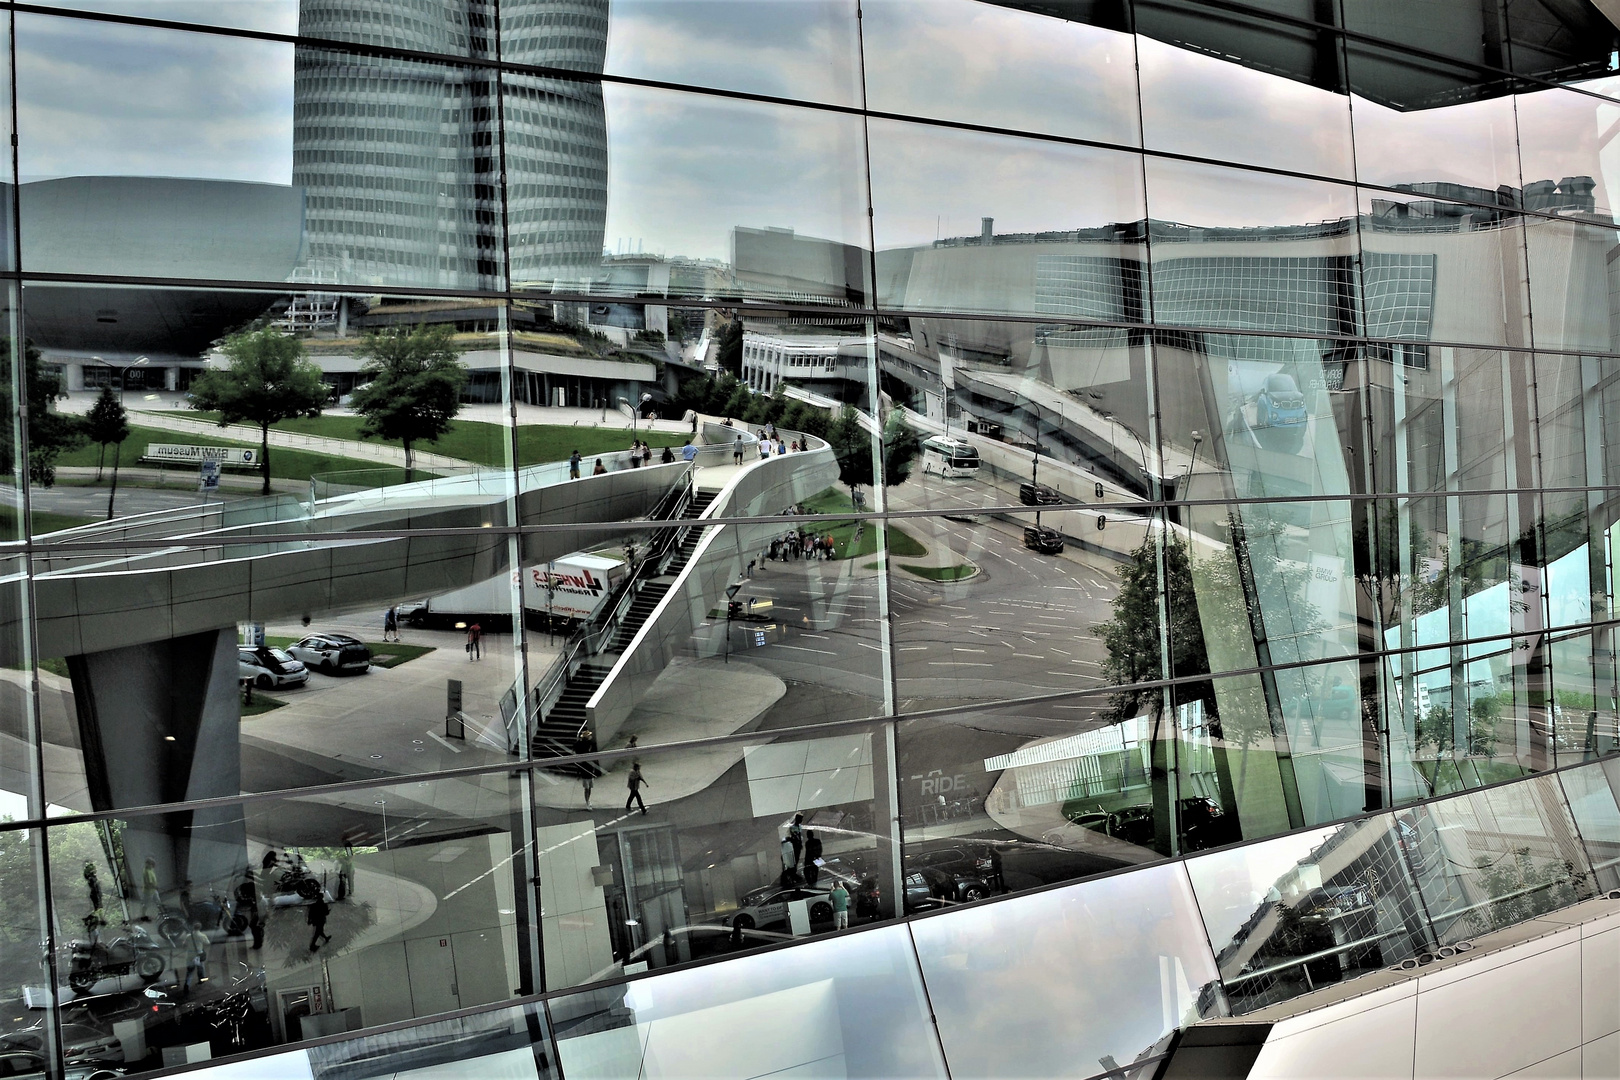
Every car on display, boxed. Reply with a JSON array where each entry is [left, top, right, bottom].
[[1, 1024, 122, 1064], [721, 885, 834, 930], [238, 647, 309, 690], [1256, 373, 1308, 428], [1023, 525, 1065, 554], [286, 633, 372, 675], [0, 1051, 125, 1080], [1017, 482, 1063, 506], [901, 851, 993, 913]]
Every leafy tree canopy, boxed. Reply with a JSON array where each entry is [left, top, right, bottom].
[[189, 327, 327, 494], [347, 324, 468, 474]]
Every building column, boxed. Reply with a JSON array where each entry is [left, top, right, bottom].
[[67, 627, 247, 905]]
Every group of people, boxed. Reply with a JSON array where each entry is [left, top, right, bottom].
[[628, 440, 675, 467], [568, 449, 611, 479], [777, 814, 851, 929], [765, 528, 839, 562]]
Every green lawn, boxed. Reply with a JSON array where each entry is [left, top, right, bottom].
[[186, 413, 686, 467], [241, 694, 288, 717], [58, 425, 398, 484]]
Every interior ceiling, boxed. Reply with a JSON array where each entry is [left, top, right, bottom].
[[996, 0, 1620, 110]]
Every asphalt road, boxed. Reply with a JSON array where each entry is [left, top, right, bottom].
[[30, 480, 247, 522]]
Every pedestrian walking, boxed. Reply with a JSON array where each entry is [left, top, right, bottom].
[[576, 729, 597, 807], [803, 831, 823, 888], [779, 836, 798, 885], [989, 844, 1005, 893], [569, 449, 582, 479], [682, 440, 698, 462], [466, 622, 482, 661], [383, 606, 398, 642], [830, 880, 850, 930], [140, 856, 161, 921], [629, 440, 641, 467], [788, 813, 805, 869], [660, 445, 675, 464], [593, 458, 607, 475], [307, 895, 332, 952], [183, 921, 211, 992], [625, 760, 649, 814], [734, 435, 745, 465], [83, 862, 103, 917]]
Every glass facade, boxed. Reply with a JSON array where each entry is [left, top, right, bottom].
[[3, 1, 1620, 1076]]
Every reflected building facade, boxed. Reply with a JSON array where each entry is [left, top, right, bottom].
[[5, 2, 1620, 1079]]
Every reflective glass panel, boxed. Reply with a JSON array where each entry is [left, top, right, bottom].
[[33, 525, 525, 809], [1346, 42, 1522, 196], [29, 1, 298, 34], [909, 862, 1222, 1077], [0, 828, 56, 1076], [870, 120, 1148, 318], [861, 0, 1140, 145], [1397, 773, 1597, 944], [1136, 18, 1354, 180], [508, 80, 870, 304], [1525, 215, 1618, 355], [1144, 159, 1361, 339], [305, 1002, 558, 1078], [1357, 188, 1530, 349], [16, 14, 508, 291], [1185, 814, 1433, 1015], [43, 772, 528, 1072], [590, 0, 860, 105], [529, 722, 897, 990], [1560, 761, 1620, 893], [0, 558, 38, 818], [545, 922, 946, 1080]]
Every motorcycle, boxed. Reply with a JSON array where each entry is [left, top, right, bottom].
[[67, 923, 167, 993]]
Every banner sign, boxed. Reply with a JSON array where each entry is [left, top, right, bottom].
[[146, 444, 256, 464]]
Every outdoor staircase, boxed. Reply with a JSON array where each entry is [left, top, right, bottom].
[[664, 490, 716, 576], [530, 663, 612, 772], [528, 483, 720, 772]]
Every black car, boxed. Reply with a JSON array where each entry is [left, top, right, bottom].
[[1023, 525, 1065, 554], [1018, 482, 1062, 506], [901, 854, 993, 913]]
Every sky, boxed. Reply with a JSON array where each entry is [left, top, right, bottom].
[[11, 0, 1614, 265]]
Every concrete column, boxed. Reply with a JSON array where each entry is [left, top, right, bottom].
[[67, 627, 246, 904]]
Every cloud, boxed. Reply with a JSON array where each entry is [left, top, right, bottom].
[[37, 0, 297, 35], [16, 12, 294, 185]]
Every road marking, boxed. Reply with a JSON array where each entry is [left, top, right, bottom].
[[857, 642, 884, 652], [774, 645, 837, 656], [954, 647, 987, 653], [1012, 653, 1045, 659], [930, 661, 993, 667], [899, 645, 931, 651], [1046, 671, 1099, 678], [1036, 615, 1069, 622], [1071, 659, 1101, 667], [1050, 647, 1071, 656]]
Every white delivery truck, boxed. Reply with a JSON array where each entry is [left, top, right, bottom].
[[400, 553, 628, 630]]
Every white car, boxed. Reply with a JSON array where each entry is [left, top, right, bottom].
[[238, 646, 309, 689], [721, 885, 834, 931], [286, 633, 372, 675]]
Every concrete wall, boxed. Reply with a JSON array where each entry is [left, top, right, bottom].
[[1244, 899, 1620, 1079], [535, 820, 615, 988]]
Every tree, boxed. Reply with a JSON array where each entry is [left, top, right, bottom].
[[827, 404, 872, 497], [716, 319, 743, 378], [348, 324, 468, 479], [881, 411, 921, 488], [189, 328, 328, 495], [0, 339, 86, 489], [85, 386, 131, 520]]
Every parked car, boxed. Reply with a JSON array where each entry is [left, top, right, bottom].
[[1023, 525, 1065, 554], [286, 634, 372, 675], [1256, 373, 1307, 428], [2, 1023, 122, 1063], [1018, 482, 1063, 506], [901, 854, 992, 913], [722, 884, 834, 930], [0, 1051, 125, 1080], [237, 647, 308, 690]]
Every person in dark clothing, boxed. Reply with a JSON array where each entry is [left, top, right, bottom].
[[308, 895, 332, 951], [236, 867, 265, 950], [788, 814, 805, 870], [626, 761, 649, 814], [83, 863, 103, 916], [802, 831, 823, 888], [988, 844, 1006, 893], [660, 445, 675, 464]]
